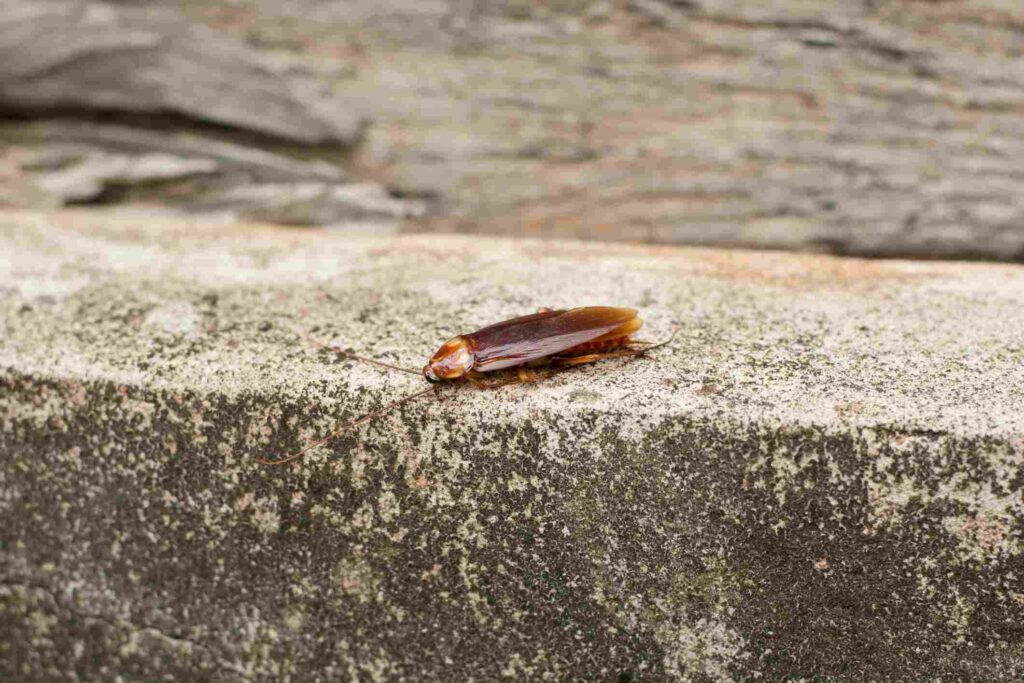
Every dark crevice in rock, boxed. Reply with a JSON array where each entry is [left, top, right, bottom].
[[0, 106, 360, 161]]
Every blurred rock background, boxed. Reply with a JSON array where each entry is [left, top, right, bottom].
[[2, 0, 1023, 260]]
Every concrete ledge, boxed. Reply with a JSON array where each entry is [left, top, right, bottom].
[[1, 210, 1023, 680]]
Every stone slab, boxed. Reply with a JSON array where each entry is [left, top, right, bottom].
[[1, 210, 1023, 679]]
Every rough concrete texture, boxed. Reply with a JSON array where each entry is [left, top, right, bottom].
[[1, 210, 1023, 680]]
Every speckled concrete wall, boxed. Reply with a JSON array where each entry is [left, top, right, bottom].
[[1, 211, 1022, 680]]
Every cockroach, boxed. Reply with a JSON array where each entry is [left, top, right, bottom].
[[260, 306, 675, 465]]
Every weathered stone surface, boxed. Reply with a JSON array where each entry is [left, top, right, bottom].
[[0, 1, 424, 228], [0, 1, 356, 144], [1, 210, 1023, 680], [4, 0, 1024, 259]]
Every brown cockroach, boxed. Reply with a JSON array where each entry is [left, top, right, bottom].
[[260, 306, 675, 465]]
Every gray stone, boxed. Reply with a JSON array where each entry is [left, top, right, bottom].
[[1, 210, 1023, 679], [0, 121, 431, 227], [0, 2, 414, 226], [194, 182, 428, 227], [2, 121, 348, 186], [30, 151, 218, 204], [0, 1, 357, 144], [4, 1, 1024, 259]]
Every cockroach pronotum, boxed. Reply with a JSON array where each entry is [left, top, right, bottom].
[[260, 306, 676, 465]]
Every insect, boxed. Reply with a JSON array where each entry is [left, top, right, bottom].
[[260, 306, 675, 465]]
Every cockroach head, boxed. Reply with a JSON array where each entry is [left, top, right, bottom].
[[424, 336, 475, 382]]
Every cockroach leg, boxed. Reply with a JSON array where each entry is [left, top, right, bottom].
[[463, 365, 550, 389], [551, 326, 680, 368], [550, 349, 649, 367], [516, 366, 545, 383]]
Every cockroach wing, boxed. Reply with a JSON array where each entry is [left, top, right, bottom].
[[469, 307, 639, 372]]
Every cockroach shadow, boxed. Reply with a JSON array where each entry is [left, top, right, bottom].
[[260, 306, 677, 465]]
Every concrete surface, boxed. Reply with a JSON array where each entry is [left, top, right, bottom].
[[1, 209, 1023, 680]]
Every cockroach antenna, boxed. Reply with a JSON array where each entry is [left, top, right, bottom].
[[639, 324, 680, 353], [303, 332, 421, 376]]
